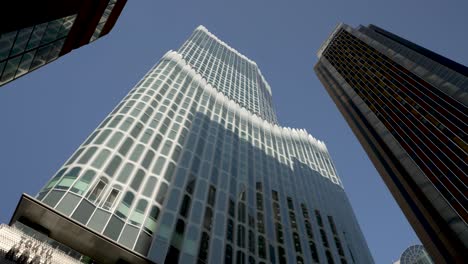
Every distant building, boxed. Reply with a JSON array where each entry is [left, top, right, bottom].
[[393, 245, 433, 264], [7, 26, 374, 263], [0, 0, 127, 87], [315, 23, 467, 263]]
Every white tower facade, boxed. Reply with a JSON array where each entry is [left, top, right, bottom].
[[27, 26, 373, 264]]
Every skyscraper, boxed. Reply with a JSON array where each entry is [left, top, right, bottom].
[[9, 26, 373, 264], [393, 245, 433, 264], [315, 23, 467, 263], [0, 0, 127, 87]]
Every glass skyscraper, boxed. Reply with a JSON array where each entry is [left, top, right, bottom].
[[393, 245, 433, 264], [315, 23, 467, 263], [10, 26, 373, 264], [0, 0, 127, 87]]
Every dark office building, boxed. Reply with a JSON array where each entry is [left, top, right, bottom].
[[314, 23, 467, 263], [0, 0, 127, 87]]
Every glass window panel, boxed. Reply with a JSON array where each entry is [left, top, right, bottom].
[[142, 176, 157, 197], [156, 182, 168, 204], [45, 38, 65, 62], [116, 163, 134, 184], [107, 132, 124, 148], [43, 168, 67, 191], [142, 149, 155, 170], [118, 224, 139, 249], [87, 208, 111, 233], [91, 149, 111, 169], [43, 190, 65, 208], [130, 144, 144, 162], [27, 23, 47, 50], [95, 129, 112, 145], [130, 169, 145, 192], [134, 231, 152, 255], [71, 199, 96, 225], [10, 27, 33, 56], [103, 215, 124, 241], [40, 19, 62, 45], [102, 188, 120, 210], [161, 141, 172, 155], [130, 123, 143, 138], [152, 156, 166, 175], [0, 31, 17, 60], [129, 199, 148, 226], [78, 147, 97, 164], [151, 134, 163, 150], [105, 155, 122, 177], [120, 117, 134, 131], [55, 192, 81, 216], [190, 201, 203, 224], [87, 179, 107, 203], [71, 170, 96, 195], [118, 137, 134, 156], [56, 167, 81, 190], [164, 162, 175, 181], [143, 205, 160, 234], [58, 15, 76, 38], [15, 49, 35, 78], [0, 61, 5, 77], [116, 191, 135, 219], [108, 115, 123, 128], [1, 56, 22, 83], [29, 44, 52, 70]]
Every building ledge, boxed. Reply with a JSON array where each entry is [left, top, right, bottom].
[[10, 194, 155, 264]]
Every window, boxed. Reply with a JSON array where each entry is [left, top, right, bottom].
[[225, 244, 233, 264], [105, 155, 122, 177], [144, 205, 160, 234], [95, 129, 111, 145], [197, 232, 210, 263], [130, 169, 145, 192], [120, 117, 134, 131], [164, 162, 175, 181], [237, 225, 245, 248], [116, 163, 134, 184], [107, 132, 124, 148], [91, 149, 111, 169], [78, 147, 97, 164], [325, 250, 335, 264], [71, 170, 96, 195], [142, 176, 157, 197], [102, 188, 120, 210], [118, 137, 134, 156], [179, 195, 191, 218], [116, 191, 135, 219], [87, 179, 107, 203], [142, 150, 155, 170], [152, 156, 166, 175], [129, 199, 148, 226], [156, 182, 169, 204], [108, 115, 123, 128], [203, 207, 213, 230], [55, 167, 81, 190], [258, 236, 266, 259], [130, 144, 145, 162], [207, 185, 216, 207]]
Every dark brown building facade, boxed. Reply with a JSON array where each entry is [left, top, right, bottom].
[[0, 0, 127, 87], [314, 23, 467, 263]]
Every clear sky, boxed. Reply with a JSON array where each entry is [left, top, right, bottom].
[[0, 0, 466, 263]]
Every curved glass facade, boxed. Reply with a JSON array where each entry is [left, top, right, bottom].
[[36, 26, 373, 264], [399, 245, 433, 264]]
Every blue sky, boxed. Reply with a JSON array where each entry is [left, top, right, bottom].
[[0, 0, 466, 262]]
